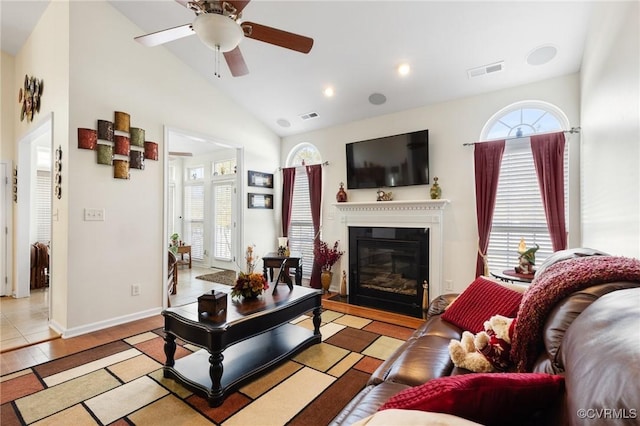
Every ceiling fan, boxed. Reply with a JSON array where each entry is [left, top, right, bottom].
[[134, 0, 314, 77]]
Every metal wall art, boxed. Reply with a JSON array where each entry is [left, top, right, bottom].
[[54, 146, 62, 199], [78, 128, 97, 150], [78, 110, 158, 181], [113, 159, 130, 179], [18, 75, 43, 122], [12, 166, 18, 203]]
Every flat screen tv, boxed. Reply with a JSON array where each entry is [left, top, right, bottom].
[[346, 129, 429, 189]]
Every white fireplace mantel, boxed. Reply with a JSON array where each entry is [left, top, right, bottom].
[[333, 199, 450, 303]]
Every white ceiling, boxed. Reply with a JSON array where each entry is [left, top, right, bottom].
[[2, 1, 596, 138]]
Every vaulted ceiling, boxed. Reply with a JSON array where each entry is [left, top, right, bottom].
[[2, 1, 596, 137]]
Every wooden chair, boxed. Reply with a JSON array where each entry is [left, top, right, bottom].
[[168, 250, 178, 297], [271, 259, 293, 294]]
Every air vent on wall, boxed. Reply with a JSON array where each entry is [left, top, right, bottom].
[[467, 61, 505, 78], [300, 112, 319, 120]]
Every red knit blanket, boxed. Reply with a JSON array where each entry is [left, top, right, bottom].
[[510, 255, 640, 372]]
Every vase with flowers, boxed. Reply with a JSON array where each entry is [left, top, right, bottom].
[[314, 240, 344, 293], [231, 272, 269, 300]]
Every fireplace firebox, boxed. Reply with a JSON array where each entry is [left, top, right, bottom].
[[348, 226, 429, 318]]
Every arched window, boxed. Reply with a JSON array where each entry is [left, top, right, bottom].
[[286, 143, 322, 278], [481, 101, 569, 273]]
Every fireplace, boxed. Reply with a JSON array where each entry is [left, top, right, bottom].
[[349, 227, 429, 317], [334, 199, 449, 316]]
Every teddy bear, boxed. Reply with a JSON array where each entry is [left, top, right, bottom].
[[448, 315, 516, 372]]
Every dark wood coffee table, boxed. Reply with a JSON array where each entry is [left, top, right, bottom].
[[162, 285, 322, 407]]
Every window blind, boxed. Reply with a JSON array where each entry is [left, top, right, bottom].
[[487, 139, 568, 272], [288, 168, 314, 278], [184, 183, 204, 260], [213, 182, 233, 261], [35, 170, 51, 243]]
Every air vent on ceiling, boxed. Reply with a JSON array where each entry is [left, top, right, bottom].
[[467, 61, 505, 78], [300, 112, 319, 121]]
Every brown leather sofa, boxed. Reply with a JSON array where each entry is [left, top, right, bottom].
[[331, 250, 640, 426]]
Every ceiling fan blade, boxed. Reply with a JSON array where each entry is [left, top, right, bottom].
[[135, 23, 194, 47], [227, 1, 251, 14], [241, 21, 313, 54], [224, 46, 249, 77]]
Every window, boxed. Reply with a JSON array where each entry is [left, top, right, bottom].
[[286, 143, 322, 278], [212, 158, 236, 177], [481, 101, 569, 272], [35, 170, 51, 243], [187, 166, 204, 181], [184, 184, 204, 260]]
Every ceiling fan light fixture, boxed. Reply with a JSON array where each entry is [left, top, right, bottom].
[[193, 13, 243, 52]]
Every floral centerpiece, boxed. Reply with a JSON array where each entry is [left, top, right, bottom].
[[231, 272, 269, 299], [314, 240, 344, 272]]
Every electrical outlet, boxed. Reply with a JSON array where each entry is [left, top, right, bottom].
[[445, 280, 453, 291], [131, 284, 140, 296], [84, 208, 105, 221]]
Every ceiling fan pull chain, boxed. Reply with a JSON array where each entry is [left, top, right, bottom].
[[214, 45, 221, 78]]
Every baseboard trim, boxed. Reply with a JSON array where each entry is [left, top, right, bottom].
[[60, 308, 163, 339]]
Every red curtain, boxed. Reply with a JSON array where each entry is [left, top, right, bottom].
[[307, 164, 323, 289], [531, 132, 567, 252], [281, 167, 296, 237], [474, 140, 506, 277]]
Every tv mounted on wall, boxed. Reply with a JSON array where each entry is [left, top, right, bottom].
[[346, 129, 429, 189]]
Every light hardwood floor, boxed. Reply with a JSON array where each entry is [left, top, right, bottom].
[[1, 265, 424, 376]]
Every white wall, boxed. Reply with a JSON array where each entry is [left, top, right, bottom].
[[5, 0, 280, 335], [580, 1, 640, 257], [282, 74, 581, 294]]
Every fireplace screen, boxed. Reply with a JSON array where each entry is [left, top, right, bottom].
[[349, 227, 429, 317], [358, 241, 419, 296]]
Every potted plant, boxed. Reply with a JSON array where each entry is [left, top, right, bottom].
[[169, 233, 180, 254], [314, 240, 344, 293]]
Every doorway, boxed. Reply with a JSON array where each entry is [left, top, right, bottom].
[[16, 113, 53, 303], [165, 127, 243, 303]]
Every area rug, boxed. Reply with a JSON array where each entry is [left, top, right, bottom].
[[195, 269, 236, 286], [1, 311, 415, 425]]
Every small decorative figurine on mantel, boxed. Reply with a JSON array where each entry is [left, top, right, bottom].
[[336, 182, 348, 202], [376, 189, 393, 201], [430, 177, 442, 199]]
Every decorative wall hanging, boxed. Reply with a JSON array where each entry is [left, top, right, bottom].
[[97, 120, 114, 142], [12, 166, 18, 203], [113, 159, 130, 179], [130, 151, 145, 170], [114, 111, 130, 132], [144, 141, 158, 161], [248, 170, 274, 188], [97, 144, 113, 165], [18, 75, 43, 122], [78, 128, 97, 150], [248, 193, 273, 209], [114, 135, 130, 156], [130, 127, 145, 147], [54, 146, 62, 199]]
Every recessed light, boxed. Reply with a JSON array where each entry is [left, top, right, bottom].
[[323, 86, 335, 97], [397, 63, 411, 76], [276, 118, 291, 128], [368, 93, 387, 105], [527, 45, 557, 66]]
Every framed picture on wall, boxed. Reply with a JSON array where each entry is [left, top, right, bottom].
[[248, 170, 274, 188], [248, 193, 273, 209]]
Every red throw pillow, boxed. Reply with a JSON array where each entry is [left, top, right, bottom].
[[379, 373, 564, 426], [441, 277, 522, 333]]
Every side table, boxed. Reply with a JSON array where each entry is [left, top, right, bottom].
[[176, 245, 192, 268], [490, 269, 534, 284], [262, 252, 302, 286]]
